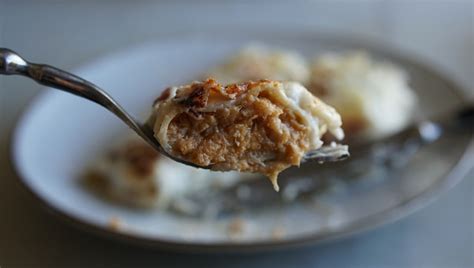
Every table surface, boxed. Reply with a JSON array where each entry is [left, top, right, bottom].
[[0, 1, 473, 267]]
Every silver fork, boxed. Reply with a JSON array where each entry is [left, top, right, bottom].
[[0, 48, 349, 169]]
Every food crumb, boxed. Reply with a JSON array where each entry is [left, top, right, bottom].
[[227, 218, 246, 239], [271, 226, 286, 240], [107, 216, 124, 231]]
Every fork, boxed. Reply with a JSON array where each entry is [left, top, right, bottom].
[[0, 48, 349, 169]]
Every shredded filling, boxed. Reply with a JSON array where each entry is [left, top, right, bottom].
[[150, 79, 344, 191]]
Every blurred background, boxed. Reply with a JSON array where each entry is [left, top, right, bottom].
[[0, 0, 472, 267]]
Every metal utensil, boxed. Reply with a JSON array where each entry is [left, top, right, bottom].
[[0, 48, 348, 168]]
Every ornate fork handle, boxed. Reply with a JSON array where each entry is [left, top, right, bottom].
[[0, 48, 165, 156]]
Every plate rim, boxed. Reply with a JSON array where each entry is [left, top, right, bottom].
[[9, 29, 474, 252]]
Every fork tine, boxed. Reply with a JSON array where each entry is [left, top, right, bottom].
[[303, 144, 350, 163]]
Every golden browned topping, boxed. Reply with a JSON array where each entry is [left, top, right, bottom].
[[155, 78, 252, 108], [150, 79, 344, 190]]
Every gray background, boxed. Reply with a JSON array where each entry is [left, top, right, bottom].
[[0, 0, 473, 267]]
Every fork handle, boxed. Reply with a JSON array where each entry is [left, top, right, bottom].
[[0, 48, 145, 133], [1, 48, 114, 106]]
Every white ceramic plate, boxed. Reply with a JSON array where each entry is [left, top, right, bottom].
[[12, 31, 473, 251]]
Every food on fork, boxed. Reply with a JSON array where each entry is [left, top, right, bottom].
[[147, 79, 345, 191], [309, 52, 417, 139], [205, 45, 310, 85]]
